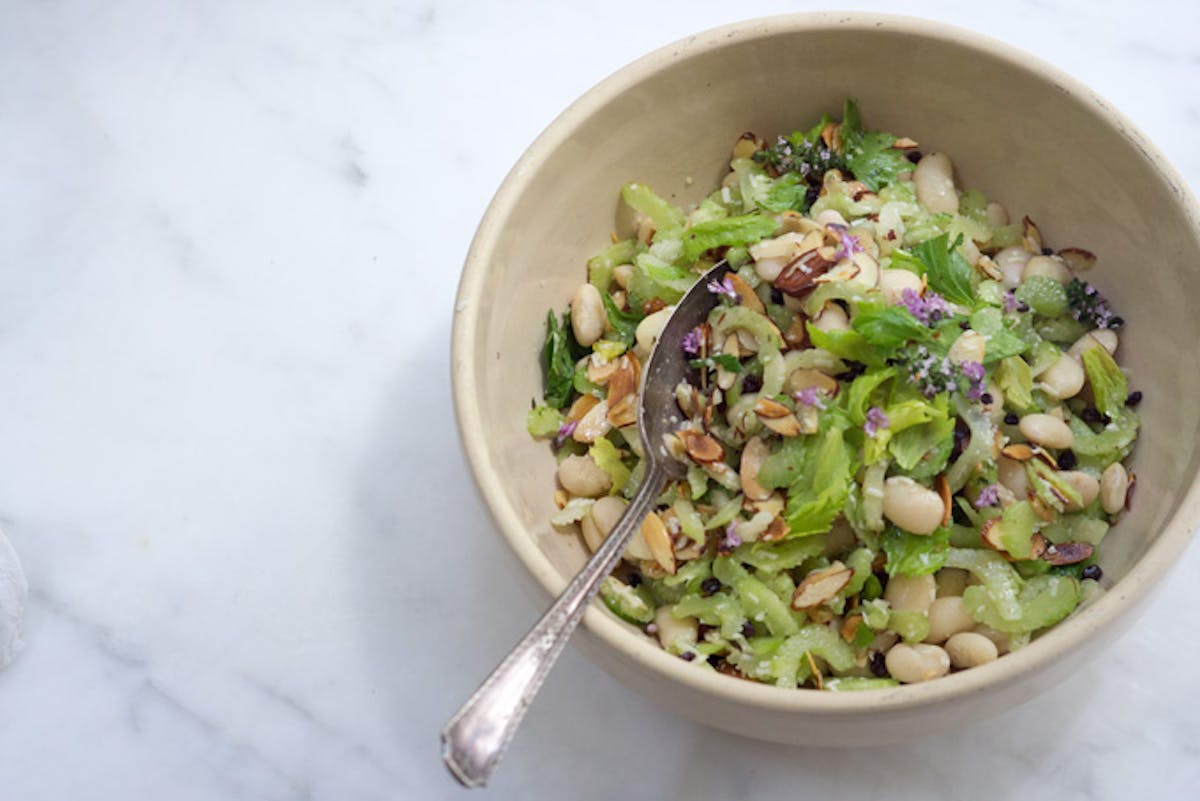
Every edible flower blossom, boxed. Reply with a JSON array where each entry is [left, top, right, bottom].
[[681, 326, 703, 357], [974, 483, 1001, 509], [706, 276, 739, 302], [793, 386, 825, 410], [827, 223, 864, 261], [720, 522, 743, 553], [1066, 278, 1122, 330], [554, 420, 578, 448], [1003, 290, 1019, 314], [863, 406, 890, 437], [899, 288, 950, 326], [961, 360, 987, 401]]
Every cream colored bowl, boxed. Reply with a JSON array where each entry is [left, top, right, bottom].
[[452, 13, 1200, 745]]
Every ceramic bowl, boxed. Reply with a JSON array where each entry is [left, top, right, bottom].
[[451, 12, 1200, 744]]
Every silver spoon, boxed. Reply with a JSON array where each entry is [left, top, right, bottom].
[[441, 260, 732, 788]]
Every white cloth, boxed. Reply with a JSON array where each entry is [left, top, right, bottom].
[[0, 528, 27, 668]]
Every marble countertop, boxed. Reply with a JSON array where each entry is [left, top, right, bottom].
[[1, 1, 1198, 799]]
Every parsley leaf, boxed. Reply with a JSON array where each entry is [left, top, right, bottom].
[[601, 293, 643, 346], [839, 99, 911, 192], [542, 310, 577, 409], [913, 233, 976, 307], [851, 306, 933, 349]]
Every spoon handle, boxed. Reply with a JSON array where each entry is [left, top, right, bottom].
[[440, 463, 667, 788]]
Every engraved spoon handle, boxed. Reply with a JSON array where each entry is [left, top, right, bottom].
[[440, 462, 667, 788]]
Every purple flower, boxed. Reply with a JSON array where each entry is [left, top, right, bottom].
[[793, 386, 825, 409], [1003, 290, 1019, 314], [554, 420, 577, 448], [961, 360, 986, 401], [681, 326, 703, 357], [975, 484, 1001, 509], [706, 276, 739, 302], [863, 406, 890, 438], [722, 522, 742, 551], [828, 223, 864, 261], [899, 288, 950, 326]]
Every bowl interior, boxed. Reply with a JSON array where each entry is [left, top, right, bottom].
[[454, 14, 1200, 716]]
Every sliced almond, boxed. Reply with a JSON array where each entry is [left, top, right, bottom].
[[675, 381, 704, 419], [797, 404, 820, 434], [553, 489, 568, 510], [936, 475, 952, 527], [852, 250, 880, 287], [820, 121, 838, 150], [1030, 496, 1057, 522], [807, 650, 824, 690], [745, 492, 785, 518], [606, 354, 640, 416], [980, 518, 1004, 551], [1021, 215, 1044, 254], [739, 436, 772, 501], [761, 414, 803, 437], [678, 429, 725, 463], [573, 398, 612, 443], [791, 562, 854, 609], [787, 368, 839, 397], [638, 559, 670, 580], [726, 273, 766, 313], [662, 432, 687, 461], [761, 515, 788, 542], [814, 259, 861, 285], [606, 394, 637, 428], [783, 315, 808, 350], [731, 131, 762, 161], [587, 355, 621, 385], [565, 392, 600, 424], [642, 297, 666, 315], [641, 512, 676, 575], [893, 136, 920, 149], [1001, 443, 1034, 461], [1058, 247, 1096, 272], [753, 397, 792, 419], [775, 248, 836, 296], [1042, 540, 1094, 566], [841, 614, 864, 644], [976, 254, 1003, 281], [1028, 532, 1049, 560]]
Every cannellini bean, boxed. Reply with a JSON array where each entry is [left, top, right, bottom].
[[612, 263, 633, 289], [997, 456, 1029, 498], [945, 631, 999, 669], [653, 607, 698, 652], [750, 232, 805, 261], [985, 201, 1009, 227], [570, 283, 605, 347], [557, 454, 612, 498], [879, 268, 924, 304], [634, 306, 674, 361], [948, 330, 986, 365], [1039, 355, 1086, 399], [581, 495, 626, 552], [885, 573, 937, 614], [925, 596, 976, 644], [936, 568, 971, 598], [811, 302, 850, 333], [973, 624, 1012, 655], [816, 209, 848, 228], [1101, 462, 1129, 514], [1019, 413, 1074, 449], [1022, 255, 1070, 285], [1067, 329, 1119, 359], [1061, 470, 1100, 509], [754, 257, 786, 283], [913, 153, 959, 215], [994, 246, 1031, 289], [885, 643, 951, 683], [882, 476, 945, 535]]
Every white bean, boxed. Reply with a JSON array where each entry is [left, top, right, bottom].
[[612, 263, 633, 289], [994, 246, 1031, 289], [1101, 462, 1129, 514], [570, 283, 605, 347], [879, 268, 924, 304], [557, 454, 612, 498], [1019, 413, 1074, 449], [811, 302, 850, 333], [581, 496, 625, 552], [924, 596, 976, 644], [882, 476, 945, 535], [885, 573, 937, 614], [653, 607, 698, 652], [948, 330, 986, 365], [945, 631, 999, 669], [913, 153, 959, 215], [1060, 470, 1100, 509], [1022, 255, 1070, 285], [1067, 329, 1119, 359], [1039, 355, 1086, 400], [985, 201, 1009, 227], [885, 643, 951, 683], [634, 306, 674, 361], [997, 455, 1029, 498], [973, 624, 1013, 655], [754, 257, 786, 283]]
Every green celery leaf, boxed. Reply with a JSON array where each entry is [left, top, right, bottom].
[[913, 233, 975, 307]]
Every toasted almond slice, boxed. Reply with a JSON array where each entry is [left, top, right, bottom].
[[678, 429, 725, 463], [573, 398, 612, 443], [787, 368, 839, 397], [731, 131, 762, 161], [1022, 215, 1044, 254], [662, 432, 687, 461], [761, 414, 803, 437], [815, 259, 861, 284], [1001, 443, 1034, 461], [1126, 471, 1136, 511], [641, 512, 676, 575], [587, 355, 621, 385], [797, 404, 820, 434], [638, 559, 670, 580], [783, 315, 808, 350], [726, 273, 766, 314], [791, 562, 854, 609], [745, 491, 785, 518], [642, 297, 666, 315], [606, 394, 637, 428], [852, 250, 880, 287], [674, 538, 703, 561], [976, 254, 1003, 281], [936, 475, 952, 527], [775, 248, 836, 296], [1028, 532, 1049, 560], [739, 436, 772, 501], [1030, 496, 1057, 522], [761, 515, 788, 542], [753, 397, 792, 419], [841, 614, 864, 644], [1042, 540, 1094, 566], [735, 328, 759, 354], [553, 489, 568, 510], [675, 381, 704, 418], [565, 392, 600, 423], [1058, 247, 1096, 272], [606, 354, 640, 413], [820, 121, 838, 149], [980, 518, 1004, 551], [893, 136, 920, 149], [807, 650, 824, 689]]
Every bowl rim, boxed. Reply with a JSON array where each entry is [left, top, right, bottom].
[[451, 11, 1200, 714]]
